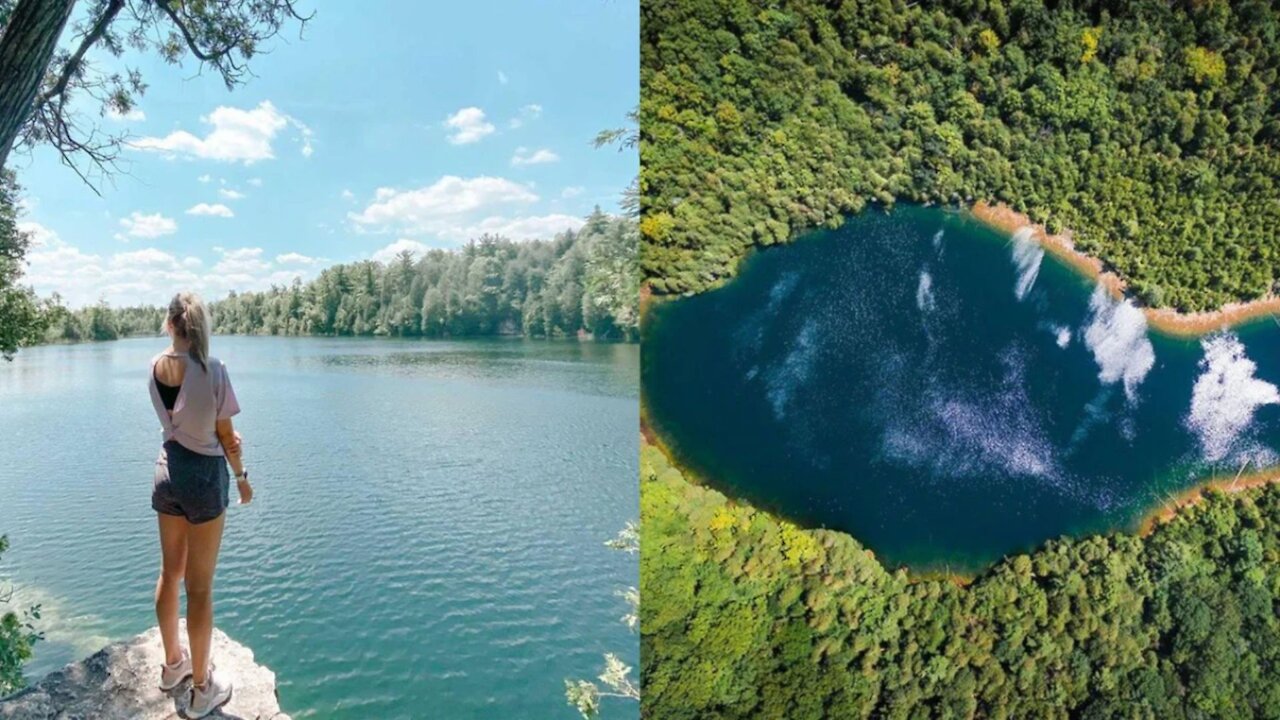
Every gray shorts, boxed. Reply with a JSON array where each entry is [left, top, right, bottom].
[[152, 440, 229, 524]]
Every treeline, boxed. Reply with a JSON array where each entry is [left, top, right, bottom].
[[42, 303, 167, 343], [641, 0, 1280, 310], [41, 212, 638, 343], [641, 442, 1280, 718]]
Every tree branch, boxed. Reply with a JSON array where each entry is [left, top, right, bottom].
[[155, 0, 230, 63], [155, 0, 312, 88], [36, 0, 126, 108]]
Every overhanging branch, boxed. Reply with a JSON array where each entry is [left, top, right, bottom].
[[36, 0, 126, 109]]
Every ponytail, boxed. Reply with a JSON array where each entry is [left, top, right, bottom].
[[167, 292, 211, 372]]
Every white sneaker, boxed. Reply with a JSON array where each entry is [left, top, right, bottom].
[[187, 665, 233, 718], [159, 647, 192, 691]]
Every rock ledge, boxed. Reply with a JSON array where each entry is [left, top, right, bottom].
[[0, 624, 289, 720]]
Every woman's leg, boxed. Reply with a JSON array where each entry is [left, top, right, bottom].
[[156, 513, 188, 665], [185, 512, 226, 687]]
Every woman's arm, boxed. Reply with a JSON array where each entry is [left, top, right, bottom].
[[216, 418, 253, 504]]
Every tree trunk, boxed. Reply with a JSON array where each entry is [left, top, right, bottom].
[[0, 0, 76, 171]]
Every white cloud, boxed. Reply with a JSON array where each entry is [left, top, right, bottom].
[[1083, 286, 1155, 402], [197, 174, 213, 183], [18, 221, 59, 249], [341, 188, 355, 201], [205, 246, 314, 295], [297, 122, 314, 157], [21, 224, 183, 307], [460, 213, 585, 241], [372, 239, 431, 264], [511, 147, 559, 166], [498, 70, 508, 85], [276, 252, 318, 265], [106, 107, 145, 122], [111, 248, 184, 269], [186, 203, 235, 218], [247, 178, 263, 187], [212, 247, 270, 275], [1186, 333, 1280, 462], [117, 211, 177, 240], [444, 107, 495, 145], [19, 222, 316, 307], [348, 175, 537, 236], [561, 185, 585, 198], [508, 103, 543, 129], [131, 101, 308, 164], [218, 188, 246, 201], [346, 176, 581, 243]]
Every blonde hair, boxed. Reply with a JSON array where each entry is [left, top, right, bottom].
[[167, 292, 211, 372]]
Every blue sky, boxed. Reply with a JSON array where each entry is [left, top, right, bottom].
[[13, 0, 638, 308]]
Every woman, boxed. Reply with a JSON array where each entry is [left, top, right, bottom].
[[148, 292, 253, 718]]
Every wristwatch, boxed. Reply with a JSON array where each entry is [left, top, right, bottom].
[[236, 469, 250, 482]]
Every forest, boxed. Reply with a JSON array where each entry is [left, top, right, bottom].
[[641, 441, 1280, 719], [39, 212, 639, 344], [640, 0, 1280, 310]]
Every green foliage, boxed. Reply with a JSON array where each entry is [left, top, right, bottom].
[[642, 441, 1280, 718], [1185, 46, 1227, 87], [0, 535, 42, 698], [38, 213, 639, 344], [0, 171, 51, 359], [40, 302, 171, 344], [640, 0, 1280, 310], [565, 523, 641, 718]]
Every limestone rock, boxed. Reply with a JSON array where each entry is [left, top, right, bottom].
[[0, 624, 289, 720]]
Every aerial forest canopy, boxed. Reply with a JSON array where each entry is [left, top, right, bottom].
[[641, 442, 1280, 719], [42, 212, 639, 343], [641, 0, 1280, 310]]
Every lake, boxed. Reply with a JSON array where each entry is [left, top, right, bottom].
[[0, 336, 639, 719], [643, 205, 1280, 572]]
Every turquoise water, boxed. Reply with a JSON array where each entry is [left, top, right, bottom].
[[0, 336, 638, 719], [644, 206, 1280, 572]]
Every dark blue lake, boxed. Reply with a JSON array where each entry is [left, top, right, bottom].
[[643, 206, 1280, 571]]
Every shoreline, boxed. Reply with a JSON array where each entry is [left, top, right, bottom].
[[1137, 465, 1280, 536], [643, 418, 1280, 583], [970, 201, 1280, 338], [20, 332, 635, 353]]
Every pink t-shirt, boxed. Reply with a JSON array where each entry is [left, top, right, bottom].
[[148, 352, 241, 456]]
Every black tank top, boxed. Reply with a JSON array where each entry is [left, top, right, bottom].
[[154, 373, 180, 410]]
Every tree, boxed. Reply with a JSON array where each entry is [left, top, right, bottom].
[[0, 0, 310, 185], [53, 216, 640, 344], [0, 536, 43, 697], [0, 170, 48, 359], [566, 522, 640, 718], [593, 108, 638, 218], [583, 211, 639, 340], [0, 0, 75, 171], [86, 298, 117, 340]]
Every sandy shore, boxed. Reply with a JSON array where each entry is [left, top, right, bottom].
[[970, 201, 1280, 337], [1137, 465, 1280, 536]]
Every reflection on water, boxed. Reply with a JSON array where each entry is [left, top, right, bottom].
[[0, 336, 638, 719], [644, 205, 1280, 571]]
